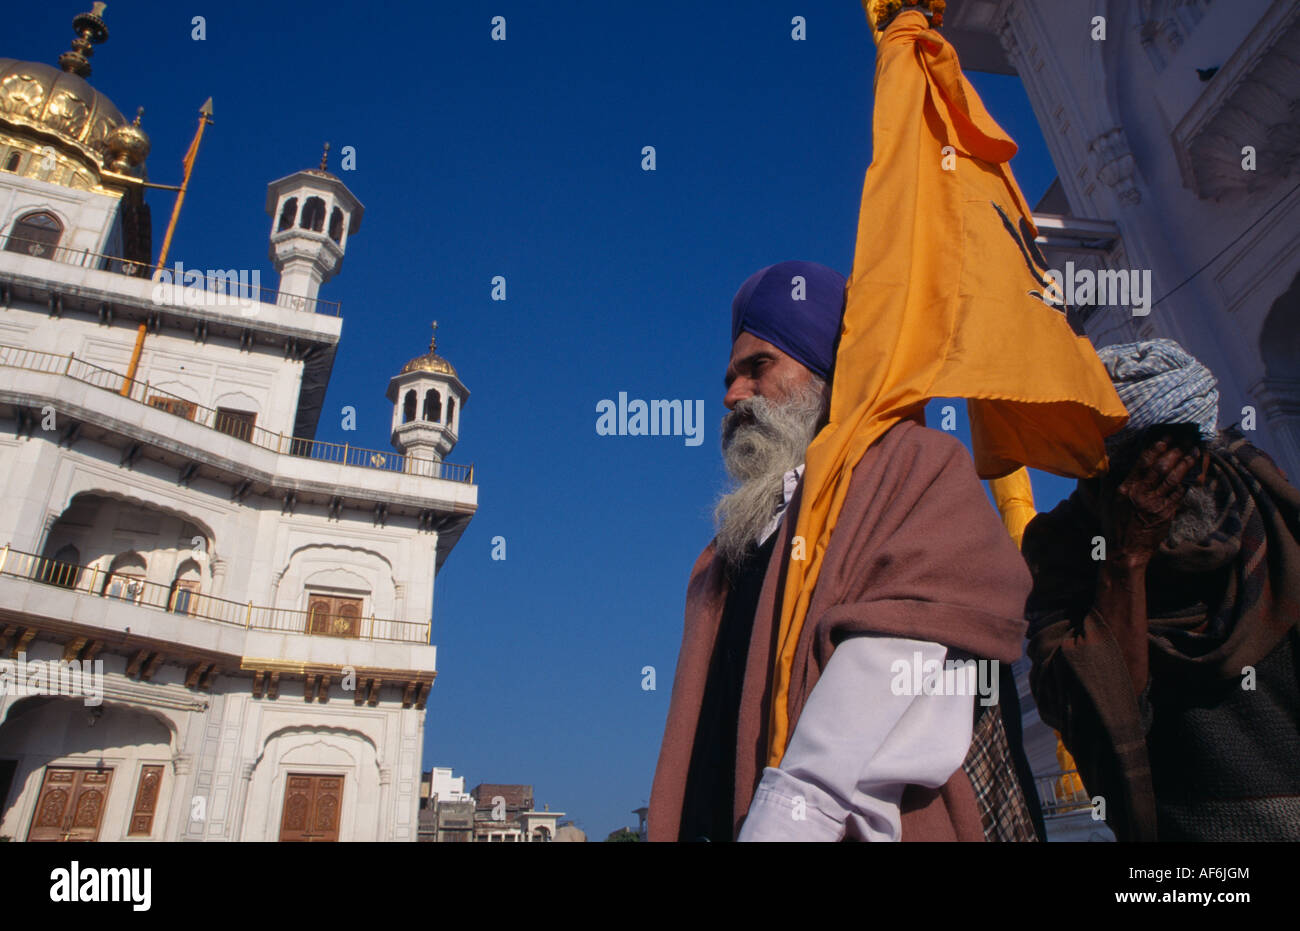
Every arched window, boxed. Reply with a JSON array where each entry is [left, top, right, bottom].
[[104, 552, 147, 604], [446, 397, 455, 428], [41, 544, 81, 589], [328, 206, 344, 244], [4, 210, 63, 258], [403, 389, 416, 424], [423, 389, 442, 422], [532, 826, 551, 842], [3, 151, 19, 173], [170, 559, 202, 616], [277, 197, 298, 231], [300, 196, 326, 232]]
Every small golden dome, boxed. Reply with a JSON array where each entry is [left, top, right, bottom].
[[401, 352, 457, 377], [400, 321, 458, 377], [106, 106, 150, 172]]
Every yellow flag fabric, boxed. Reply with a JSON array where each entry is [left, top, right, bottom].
[[765, 8, 1128, 765]]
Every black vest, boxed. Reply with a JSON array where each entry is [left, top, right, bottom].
[[678, 531, 779, 842]]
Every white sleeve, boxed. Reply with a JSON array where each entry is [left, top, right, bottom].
[[736, 634, 976, 842]]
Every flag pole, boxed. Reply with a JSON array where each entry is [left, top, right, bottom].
[[123, 97, 214, 393], [155, 97, 214, 272]]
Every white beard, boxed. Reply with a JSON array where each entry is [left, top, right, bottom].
[[713, 378, 827, 569]]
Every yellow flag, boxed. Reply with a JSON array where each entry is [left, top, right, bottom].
[[765, 5, 1128, 765]]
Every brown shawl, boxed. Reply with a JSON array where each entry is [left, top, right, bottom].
[[1024, 428, 1300, 841], [648, 419, 1032, 841]]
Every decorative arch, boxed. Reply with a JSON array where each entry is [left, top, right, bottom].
[[423, 388, 441, 422], [1260, 270, 1300, 380], [105, 551, 147, 601], [41, 489, 220, 575], [43, 543, 81, 589], [241, 725, 383, 842], [403, 389, 416, 424], [328, 206, 344, 244], [254, 724, 381, 767], [302, 566, 370, 593], [1253, 268, 1300, 473], [212, 390, 262, 415], [272, 543, 398, 619], [170, 558, 202, 615], [300, 196, 326, 232], [277, 197, 298, 231], [147, 380, 201, 404], [4, 209, 64, 258]]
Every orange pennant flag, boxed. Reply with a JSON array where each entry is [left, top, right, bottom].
[[765, 3, 1128, 765]]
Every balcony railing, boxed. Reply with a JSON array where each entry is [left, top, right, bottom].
[[0, 344, 474, 484], [0, 545, 430, 644], [1, 233, 341, 316]]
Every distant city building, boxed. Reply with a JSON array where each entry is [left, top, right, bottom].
[[428, 766, 470, 802], [553, 820, 586, 842], [417, 767, 474, 842], [470, 783, 563, 842], [417, 776, 566, 842]]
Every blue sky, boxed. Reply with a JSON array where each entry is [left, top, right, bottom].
[[13, 1, 1079, 839]]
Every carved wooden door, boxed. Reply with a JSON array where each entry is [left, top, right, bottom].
[[278, 773, 343, 842], [307, 595, 362, 638], [27, 767, 113, 842]]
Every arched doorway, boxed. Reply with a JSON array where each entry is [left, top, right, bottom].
[[0, 698, 177, 842]]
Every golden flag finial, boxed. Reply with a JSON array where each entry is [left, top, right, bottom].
[[320, 141, 331, 172], [59, 3, 111, 77], [430, 320, 439, 352]]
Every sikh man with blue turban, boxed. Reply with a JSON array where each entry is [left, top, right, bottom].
[[1024, 339, 1300, 841], [648, 261, 1043, 842]]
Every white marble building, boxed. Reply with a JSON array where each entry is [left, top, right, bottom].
[[949, 0, 1300, 480], [0, 6, 476, 841]]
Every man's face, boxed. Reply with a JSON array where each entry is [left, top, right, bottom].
[[714, 335, 828, 566], [723, 332, 819, 411]]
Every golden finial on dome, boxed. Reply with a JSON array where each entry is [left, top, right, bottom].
[[320, 141, 330, 172], [59, 3, 111, 78], [398, 321, 457, 376]]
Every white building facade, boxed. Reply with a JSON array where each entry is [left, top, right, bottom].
[[0, 7, 476, 842], [949, 0, 1300, 479]]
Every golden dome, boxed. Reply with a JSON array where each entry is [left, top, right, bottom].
[[0, 58, 127, 168], [400, 322, 458, 377], [0, 6, 143, 175]]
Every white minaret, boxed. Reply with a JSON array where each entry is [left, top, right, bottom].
[[387, 322, 469, 472], [265, 143, 364, 308]]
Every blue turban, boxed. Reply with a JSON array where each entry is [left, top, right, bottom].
[[731, 261, 847, 380], [1096, 338, 1219, 452]]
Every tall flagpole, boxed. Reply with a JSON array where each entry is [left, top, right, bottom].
[[155, 97, 214, 272], [122, 97, 214, 394]]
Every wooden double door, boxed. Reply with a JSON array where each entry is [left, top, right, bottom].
[[278, 773, 343, 842], [307, 595, 362, 638], [27, 767, 112, 842]]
